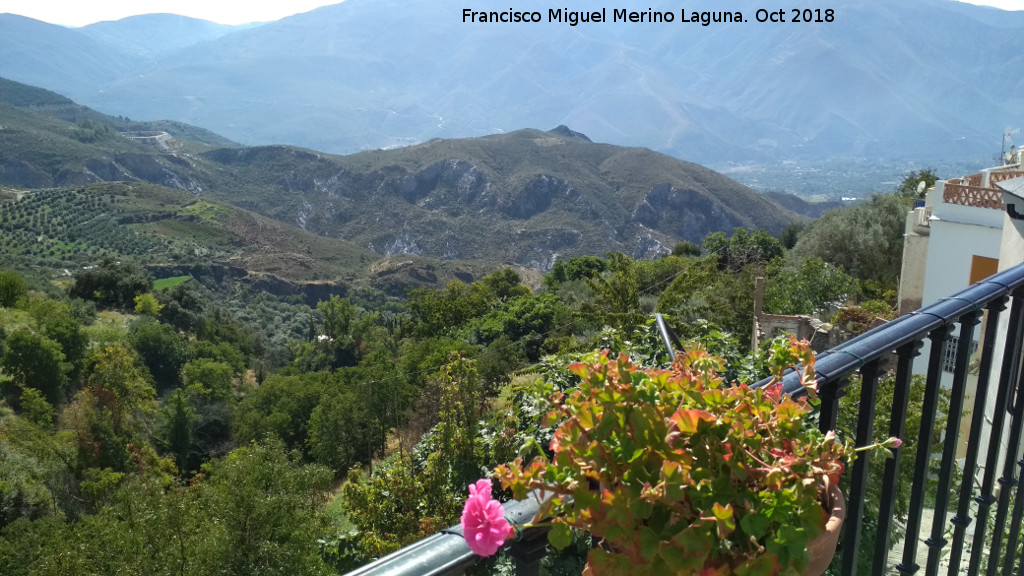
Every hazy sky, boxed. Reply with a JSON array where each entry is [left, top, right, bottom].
[[0, 0, 347, 27], [1, 0, 1022, 27], [960, 0, 1024, 9]]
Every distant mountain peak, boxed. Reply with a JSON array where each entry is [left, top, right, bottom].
[[548, 125, 592, 142], [4, 0, 1023, 164]]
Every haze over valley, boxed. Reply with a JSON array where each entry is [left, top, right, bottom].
[[3, 0, 1023, 197]]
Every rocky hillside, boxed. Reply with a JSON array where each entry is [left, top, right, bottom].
[[195, 128, 805, 267], [0, 78, 810, 269]]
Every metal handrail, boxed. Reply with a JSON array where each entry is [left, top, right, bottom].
[[347, 264, 1024, 576], [345, 492, 550, 576], [756, 264, 1024, 396]]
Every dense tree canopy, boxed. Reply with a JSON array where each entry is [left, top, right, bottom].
[[2, 330, 69, 405], [0, 271, 28, 308], [789, 194, 906, 297], [129, 321, 188, 393], [544, 256, 610, 290], [896, 169, 938, 200], [26, 300, 87, 374], [702, 228, 784, 272], [70, 259, 152, 308], [0, 194, 919, 574]]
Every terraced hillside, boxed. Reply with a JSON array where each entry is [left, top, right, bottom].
[[0, 181, 373, 287]]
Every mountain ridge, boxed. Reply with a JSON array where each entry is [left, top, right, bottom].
[[79, 14, 246, 60], [2, 0, 1022, 165], [196, 126, 805, 266], [0, 77, 812, 269]]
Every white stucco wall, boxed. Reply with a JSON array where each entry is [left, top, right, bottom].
[[919, 219, 1002, 308], [998, 222, 1024, 271], [919, 183, 1004, 308], [898, 205, 930, 315], [910, 184, 1003, 387]]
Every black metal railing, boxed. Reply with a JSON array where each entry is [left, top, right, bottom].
[[346, 264, 1024, 576], [749, 265, 1024, 576], [344, 492, 552, 576]]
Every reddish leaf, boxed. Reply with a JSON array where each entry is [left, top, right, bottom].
[[671, 409, 716, 433]]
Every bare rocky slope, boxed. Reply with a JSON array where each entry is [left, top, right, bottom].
[[0, 78, 809, 270], [194, 127, 805, 267]]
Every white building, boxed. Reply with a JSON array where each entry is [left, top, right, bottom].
[[899, 168, 1013, 316], [898, 161, 1024, 473]]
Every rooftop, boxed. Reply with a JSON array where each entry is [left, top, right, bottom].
[[941, 161, 1024, 211]]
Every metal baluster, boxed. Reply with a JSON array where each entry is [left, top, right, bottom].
[[948, 299, 1006, 573], [988, 325, 1024, 576], [898, 324, 953, 575], [818, 376, 849, 434], [968, 291, 1024, 576], [874, 341, 923, 575], [925, 311, 982, 576], [1000, 375, 1024, 576], [507, 528, 549, 576], [1002, 455, 1024, 575], [841, 359, 882, 576]]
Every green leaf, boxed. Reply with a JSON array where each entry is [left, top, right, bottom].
[[661, 461, 686, 501], [658, 544, 688, 570], [572, 485, 599, 511], [629, 495, 654, 520], [779, 523, 808, 564], [576, 407, 594, 430], [712, 502, 736, 539], [639, 526, 661, 561], [734, 551, 782, 576], [739, 511, 771, 540], [547, 521, 572, 550], [671, 525, 713, 567]]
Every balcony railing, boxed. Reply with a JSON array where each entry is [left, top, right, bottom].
[[345, 264, 1024, 576], [942, 181, 1006, 210], [989, 170, 1024, 188]]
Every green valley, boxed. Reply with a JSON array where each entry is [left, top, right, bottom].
[[0, 74, 918, 576]]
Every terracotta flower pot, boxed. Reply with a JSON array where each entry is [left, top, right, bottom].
[[804, 482, 846, 576], [580, 484, 846, 576]]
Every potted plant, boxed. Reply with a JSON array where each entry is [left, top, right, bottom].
[[459, 337, 899, 575]]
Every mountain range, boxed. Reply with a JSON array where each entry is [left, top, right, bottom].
[[1, 0, 1023, 168], [0, 77, 811, 273]]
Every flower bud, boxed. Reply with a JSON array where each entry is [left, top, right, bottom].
[[885, 437, 903, 449]]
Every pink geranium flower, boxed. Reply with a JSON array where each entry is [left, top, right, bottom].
[[461, 478, 513, 557]]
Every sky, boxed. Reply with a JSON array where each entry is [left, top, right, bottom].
[[960, 0, 1024, 9], [0, 0, 1022, 27], [0, 0, 347, 27]]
